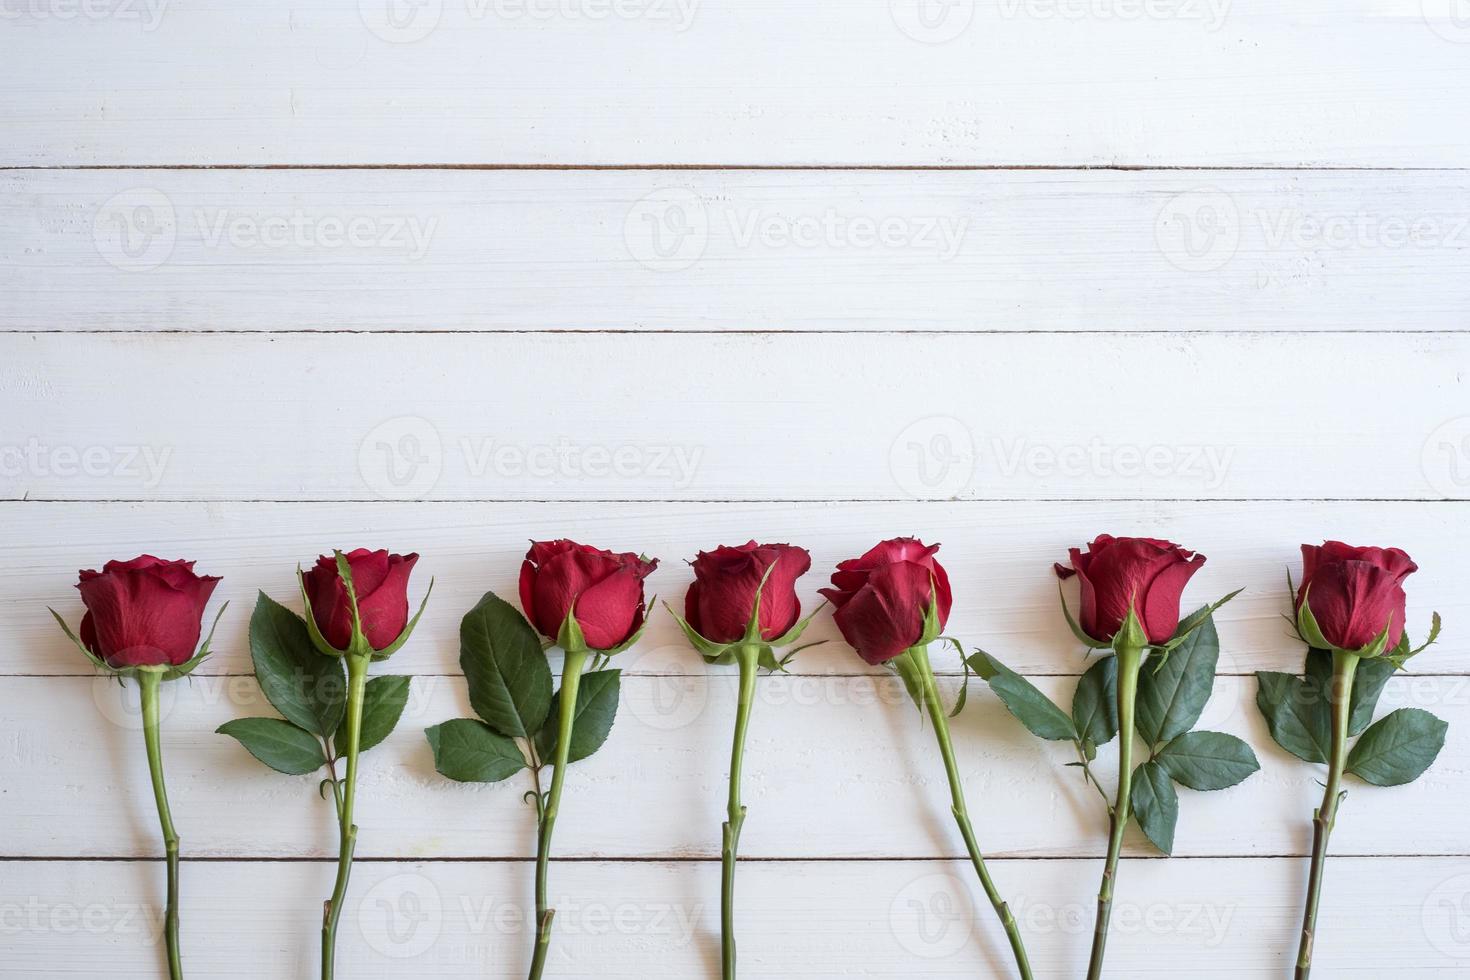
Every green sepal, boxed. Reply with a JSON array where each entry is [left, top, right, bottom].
[[663, 600, 736, 663], [939, 637, 972, 718], [369, 578, 434, 661], [918, 577, 944, 648], [1112, 605, 1149, 656], [555, 602, 589, 655], [768, 600, 827, 650], [1158, 589, 1243, 653], [164, 601, 229, 680], [1295, 588, 1334, 652], [332, 551, 373, 658], [49, 607, 115, 673], [1057, 582, 1110, 649], [297, 565, 347, 658]]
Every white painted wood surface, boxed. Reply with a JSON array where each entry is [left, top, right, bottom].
[[5, 0, 1469, 974], [4, 332, 1469, 501], [3, 1, 1470, 167], [6, 169, 1470, 332]]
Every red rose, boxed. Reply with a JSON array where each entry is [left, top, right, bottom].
[[76, 556, 221, 668], [1054, 535, 1205, 645], [520, 540, 658, 650], [1296, 541, 1417, 652], [685, 541, 812, 644], [819, 537, 952, 665], [303, 549, 420, 650]]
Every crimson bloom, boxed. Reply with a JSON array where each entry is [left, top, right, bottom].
[[76, 555, 221, 668], [685, 541, 811, 644], [819, 537, 952, 665], [1296, 541, 1417, 652], [1055, 535, 1205, 645], [520, 539, 658, 650], [302, 548, 420, 650]]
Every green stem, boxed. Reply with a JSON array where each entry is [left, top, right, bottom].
[[1086, 643, 1143, 980], [896, 645, 1034, 980], [722, 644, 760, 980], [529, 646, 589, 980], [322, 652, 368, 980], [138, 668, 182, 980], [1295, 651, 1359, 980]]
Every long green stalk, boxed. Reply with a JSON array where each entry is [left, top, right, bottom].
[[898, 645, 1034, 980], [721, 643, 760, 979], [1086, 643, 1142, 980], [529, 646, 589, 980], [1295, 651, 1359, 979], [138, 668, 183, 980], [322, 652, 369, 980]]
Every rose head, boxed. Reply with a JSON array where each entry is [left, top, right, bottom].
[[1054, 535, 1205, 645], [1296, 541, 1417, 652], [520, 539, 658, 650], [818, 537, 952, 665], [685, 541, 812, 644], [303, 548, 419, 651], [75, 556, 221, 668]]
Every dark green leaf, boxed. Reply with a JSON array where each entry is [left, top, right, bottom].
[[336, 675, 411, 754], [968, 650, 1077, 742], [249, 591, 346, 737], [1071, 656, 1118, 746], [424, 719, 527, 783], [217, 718, 326, 775], [1136, 612, 1219, 747], [1155, 731, 1260, 791], [1346, 708, 1448, 786], [1255, 671, 1331, 764], [1347, 658, 1397, 737], [1129, 761, 1178, 854], [460, 591, 553, 739], [535, 669, 622, 765]]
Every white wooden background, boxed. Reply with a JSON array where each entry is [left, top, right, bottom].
[[3, 1, 1469, 977]]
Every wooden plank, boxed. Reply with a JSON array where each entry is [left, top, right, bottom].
[[17, 501, 1465, 677], [2, 857, 1465, 976], [5, 671, 1465, 859], [4, 332, 1469, 502], [6, 169, 1470, 332], [3, 2, 1469, 166]]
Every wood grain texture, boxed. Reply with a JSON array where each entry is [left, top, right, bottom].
[[7, 169, 1470, 332], [3, 1, 1469, 167], [3, 857, 1468, 976], [4, 332, 1469, 502], [6, 668, 1466, 860], [14, 501, 1465, 677]]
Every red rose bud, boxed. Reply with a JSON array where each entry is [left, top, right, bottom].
[[303, 548, 420, 650], [1054, 534, 1205, 645], [819, 537, 952, 665], [685, 541, 812, 644], [1296, 541, 1417, 652], [520, 539, 659, 651], [76, 556, 221, 668]]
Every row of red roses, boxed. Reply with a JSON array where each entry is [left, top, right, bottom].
[[54, 536, 1435, 980]]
